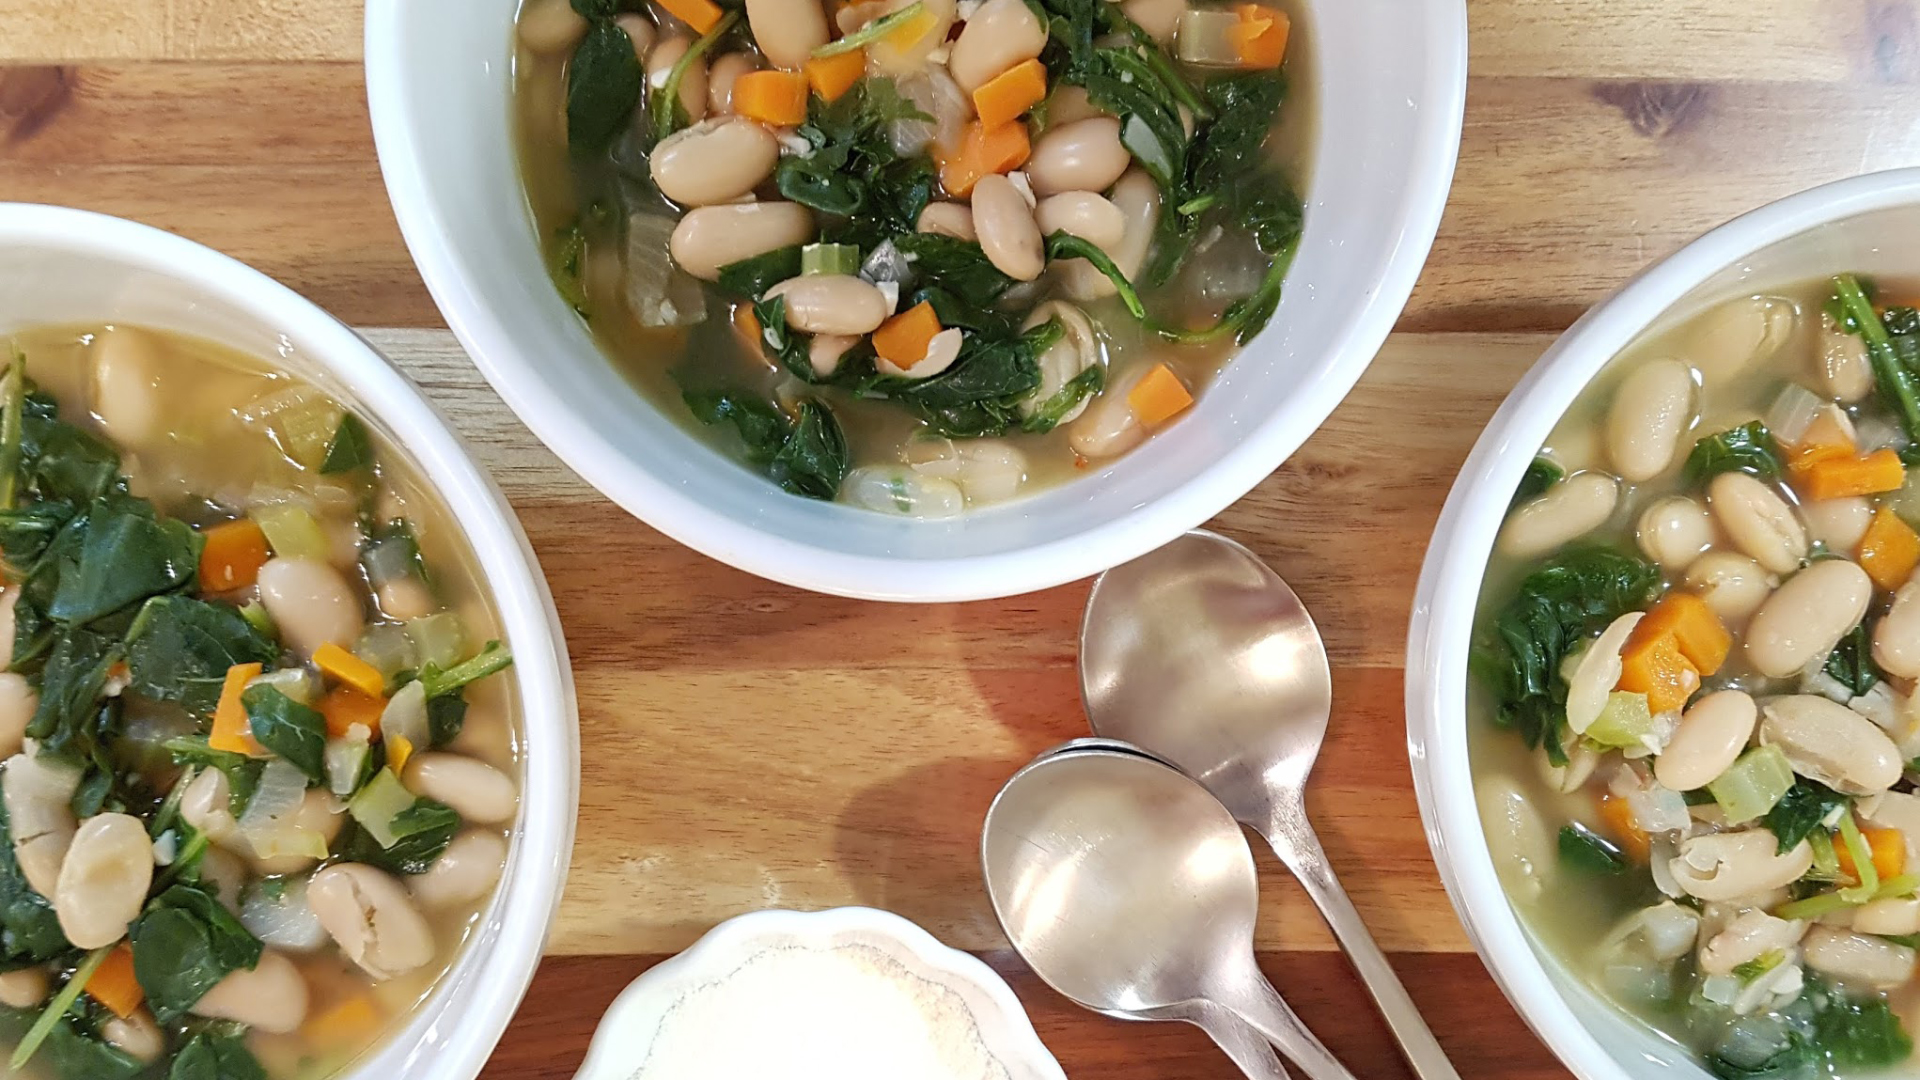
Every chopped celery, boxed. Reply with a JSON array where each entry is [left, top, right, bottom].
[[1175, 9, 1242, 65], [251, 502, 330, 561], [801, 243, 861, 277], [1732, 949, 1785, 983], [1708, 745, 1796, 824], [1776, 873, 1920, 920], [356, 623, 419, 681], [1585, 691, 1655, 749], [325, 730, 372, 798], [242, 386, 344, 470], [1841, 813, 1881, 902], [406, 613, 468, 671], [347, 768, 414, 848], [240, 599, 277, 640], [1809, 829, 1842, 880]]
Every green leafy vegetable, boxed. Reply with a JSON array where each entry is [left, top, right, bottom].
[[168, 1032, 269, 1080], [0, 798, 68, 966], [889, 233, 1017, 311], [716, 246, 805, 300], [27, 628, 122, 764], [683, 390, 851, 500], [130, 883, 264, 1023], [415, 640, 514, 700], [428, 693, 468, 748], [566, 19, 645, 152], [774, 78, 929, 227], [1509, 457, 1563, 510], [339, 797, 461, 876], [1834, 273, 1920, 449], [1558, 822, 1627, 874], [48, 496, 200, 625], [1825, 622, 1881, 698], [1732, 950, 1785, 983], [1043, 234, 1146, 319], [1022, 365, 1105, 435], [547, 222, 591, 314], [241, 685, 328, 783], [1685, 422, 1784, 483], [748, 296, 827, 383], [1762, 779, 1846, 854], [320, 413, 374, 474], [125, 596, 278, 714], [10, 945, 110, 1072]]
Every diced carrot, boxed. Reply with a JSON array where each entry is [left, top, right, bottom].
[[1227, 3, 1290, 69], [872, 302, 943, 368], [1632, 593, 1731, 677], [1798, 449, 1907, 502], [1785, 408, 1858, 476], [937, 121, 1030, 197], [1860, 507, 1920, 591], [1599, 795, 1651, 864], [313, 642, 386, 698], [805, 48, 866, 102], [209, 663, 265, 755], [387, 734, 416, 775], [319, 685, 388, 740], [198, 519, 270, 593], [1837, 826, 1907, 884], [972, 59, 1048, 131], [1127, 364, 1195, 428], [733, 70, 809, 127], [85, 944, 143, 1020], [1615, 632, 1700, 714], [656, 0, 723, 34], [306, 994, 380, 1045]]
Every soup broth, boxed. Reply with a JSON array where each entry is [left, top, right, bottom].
[[511, 0, 1313, 515], [1473, 276, 1920, 1076], [0, 325, 519, 1080]]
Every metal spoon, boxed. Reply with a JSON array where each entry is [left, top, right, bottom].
[[981, 747, 1359, 1080], [1081, 530, 1460, 1080]]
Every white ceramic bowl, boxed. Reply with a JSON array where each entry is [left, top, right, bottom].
[[0, 204, 580, 1080], [574, 907, 1067, 1080], [365, 0, 1467, 602], [1407, 167, 1920, 1080]]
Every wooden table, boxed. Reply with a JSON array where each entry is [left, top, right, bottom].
[[5, 2, 1920, 1076]]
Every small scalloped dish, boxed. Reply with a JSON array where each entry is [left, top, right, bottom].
[[574, 908, 1067, 1080]]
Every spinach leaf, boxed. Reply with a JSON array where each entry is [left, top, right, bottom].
[[27, 629, 122, 763], [169, 1031, 269, 1080], [320, 413, 374, 474], [1825, 623, 1881, 698], [1557, 823, 1627, 874], [240, 685, 327, 783], [0, 502, 77, 574], [166, 738, 264, 817], [1707, 1022, 1820, 1080], [428, 693, 468, 748], [1685, 421, 1784, 483], [716, 246, 805, 300], [1809, 978, 1913, 1069], [748, 296, 825, 382], [18, 415, 120, 506], [648, 11, 739, 141], [339, 798, 461, 876], [1509, 457, 1564, 511], [1762, 780, 1845, 854], [125, 596, 279, 715], [770, 402, 850, 501], [566, 19, 644, 152], [130, 883, 263, 1023], [416, 641, 514, 699], [859, 321, 1060, 438], [0, 798, 69, 965], [684, 389, 791, 464], [570, 0, 615, 14], [547, 222, 591, 314], [1474, 548, 1661, 760], [1834, 274, 1920, 449], [889, 234, 1016, 310], [1022, 365, 1104, 435], [775, 78, 928, 223], [1188, 74, 1286, 197], [48, 497, 200, 625], [5, 1013, 148, 1080]]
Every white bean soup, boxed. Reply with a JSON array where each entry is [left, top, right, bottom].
[[0, 325, 520, 1080], [512, 0, 1312, 515]]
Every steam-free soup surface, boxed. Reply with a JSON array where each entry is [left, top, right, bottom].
[[0, 325, 519, 1079], [1473, 276, 1920, 1077], [512, 0, 1312, 515]]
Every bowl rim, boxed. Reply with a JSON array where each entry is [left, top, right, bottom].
[[363, 0, 1471, 602], [0, 202, 581, 1080], [1405, 166, 1920, 1080], [573, 906, 1069, 1080]]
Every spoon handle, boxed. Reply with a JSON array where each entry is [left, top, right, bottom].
[[1187, 1004, 1292, 1080], [1214, 969, 1358, 1080], [1261, 814, 1462, 1080]]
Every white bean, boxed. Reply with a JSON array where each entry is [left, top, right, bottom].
[[1034, 191, 1126, 250], [763, 275, 892, 335], [1477, 774, 1554, 903], [1496, 472, 1620, 559], [1020, 301, 1101, 425], [810, 334, 858, 378], [746, 0, 830, 69], [1668, 830, 1813, 902], [1685, 296, 1797, 388], [1698, 909, 1808, 976], [517, 0, 590, 53], [707, 52, 760, 116], [670, 202, 816, 282], [1803, 927, 1917, 988], [649, 119, 779, 209], [1875, 571, 1920, 679], [192, 949, 309, 1033], [256, 557, 363, 656], [1760, 695, 1902, 796], [402, 753, 518, 826], [1564, 613, 1643, 735], [1801, 496, 1874, 554], [1635, 495, 1715, 572], [906, 439, 1029, 505], [1041, 85, 1104, 127], [1060, 168, 1160, 301], [1708, 472, 1807, 574], [947, 0, 1048, 91], [0, 673, 36, 760], [1120, 0, 1186, 43], [647, 37, 708, 126], [54, 813, 153, 949], [1855, 897, 1920, 937], [1025, 117, 1130, 197], [1068, 363, 1151, 459], [1820, 313, 1875, 403], [1606, 359, 1695, 482], [180, 767, 241, 850], [377, 577, 436, 622], [841, 466, 966, 518], [916, 202, 977, 242], [1685, 551, 1774, 622], [1744, 559, 1871, 678], [3, 752, 80, 899], [1655, 690, 1756, 792], [308, 864, 436, 981], [1537, 738, 1600, 794], [0, 967, 46, 1009], [91, 327, 167, 450], [411, 830, 508, 911], [971, 174, 1044, 282], [102, 1012, 166, 1064]]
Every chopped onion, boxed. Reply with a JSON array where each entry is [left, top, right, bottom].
[[625, 214, 708, 328], [1175, 9, 1243, 66], [326, 727, 373, 798], [356, 624, 419, 681], [239, 386, 343, 470], [380, 681, 430, 757], [240, 877, 328, 952], [1765, 384, 1825, 448], [1855, 414, 1908, 454], [249, 502, 330, 563], [238, 759, 321, 859], [347, 769, 415, 848], [1700, 973, 1742, 1007]]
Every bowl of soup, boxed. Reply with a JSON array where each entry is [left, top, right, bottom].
[[1410, 167, 1920, 1080], [366, 0, 1466, 601], [0, 204, 576, 1080]]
